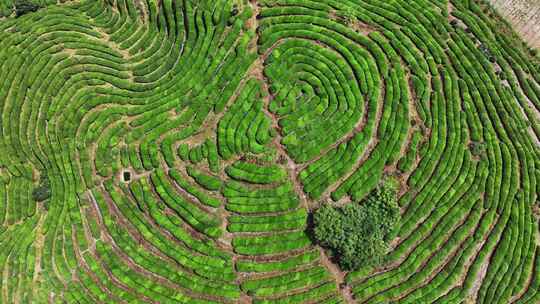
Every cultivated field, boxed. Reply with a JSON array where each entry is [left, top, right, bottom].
[[0, 0, 538, 303]]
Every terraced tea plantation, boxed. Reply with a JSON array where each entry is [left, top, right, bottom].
[[0, 0, 539, 303]]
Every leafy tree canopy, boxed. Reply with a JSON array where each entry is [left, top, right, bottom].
[[312, 182, 400, 271]]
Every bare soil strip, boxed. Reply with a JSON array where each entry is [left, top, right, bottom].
[[488, 0, 540, 48]]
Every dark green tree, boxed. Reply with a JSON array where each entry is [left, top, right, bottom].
[[14, 0, 41, 17], [32, 175, 51, 202], [312, 183, 399, 271]]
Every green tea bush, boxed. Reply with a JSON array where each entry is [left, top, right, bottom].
[[0, 0, 538, 302]]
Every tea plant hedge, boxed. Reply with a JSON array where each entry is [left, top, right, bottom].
[[0, 0, 538, 303]]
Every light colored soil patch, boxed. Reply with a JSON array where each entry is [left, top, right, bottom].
[[350, 20, 376, 36], [468, 257, 490, 301], [31, 213, 47, 301], [318, 248, 354, 303], [488, 0, 540, 48]]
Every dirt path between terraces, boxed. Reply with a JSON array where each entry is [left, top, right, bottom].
[[248, 1, 353, 302]]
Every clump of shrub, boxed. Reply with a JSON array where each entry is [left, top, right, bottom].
[[312, 183, 399, 271], [14, 0, 41, 17], [32, 175, 51, 202], [230, 4, 239, 16]]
